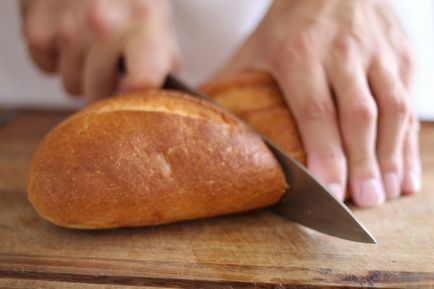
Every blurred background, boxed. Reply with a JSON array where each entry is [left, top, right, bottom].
[[0, 0, 433, 120]]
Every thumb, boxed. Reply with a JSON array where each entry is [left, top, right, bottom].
[[119, 29, 174, 92]]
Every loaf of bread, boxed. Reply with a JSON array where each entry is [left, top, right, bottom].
[[27, 88, 293, 229]]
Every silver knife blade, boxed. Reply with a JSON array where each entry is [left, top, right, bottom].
[[163, 75, 376, 244]]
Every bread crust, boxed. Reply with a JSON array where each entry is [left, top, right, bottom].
[[27, 90, 286, 229], [201, 71, 306, 164]]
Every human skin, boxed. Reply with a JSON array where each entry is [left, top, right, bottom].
[[19, 0, 421, 207], [214, 0, 421, 207], [19, 0, 179, 102]]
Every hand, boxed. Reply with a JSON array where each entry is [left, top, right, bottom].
[[215, 0, 421, 207], [19, 0, 179, 101]]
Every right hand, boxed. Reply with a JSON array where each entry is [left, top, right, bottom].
[[19, 0, 180, 102], [213, 0, 421, 207]]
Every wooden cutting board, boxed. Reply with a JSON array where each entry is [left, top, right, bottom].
[[1, 110, 433, 289]]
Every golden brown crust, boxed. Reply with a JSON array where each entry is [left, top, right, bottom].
[[201, 71, 306, 164], [27, 90, 286, 229]]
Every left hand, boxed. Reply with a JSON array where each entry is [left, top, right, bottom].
[[213, 0, 421, 207], [19, 0, 179, 102]]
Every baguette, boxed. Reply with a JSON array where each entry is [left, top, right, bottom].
[[27, 89, 289, 229]]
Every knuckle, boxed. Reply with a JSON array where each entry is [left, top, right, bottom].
[[321, 150, 346, 167], [348, 100, 378, 124], [333, 34, 358, 58], [350, 154, 377, 169], [308, 149, 347, 173], [132, 0, 155, 17], [400, 47, 416, 70], [380, 91, 409, 120], [86, 0, 104, 23], [288, 32, 313, 55], [274, 31, 315, 68], [297, 99, 336, 123], [378, 152, 400, 171], [24, 21, 51, 53], [86, 0, 117, 38], [58, 18, 78, 48]]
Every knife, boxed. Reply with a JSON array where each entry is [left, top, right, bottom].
[[163, 75, 376, 244]]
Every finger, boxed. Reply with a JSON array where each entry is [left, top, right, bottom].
[[368, 57, 409, 199], [60, 51, 85, 96], [402, 114, 422, 194], [397, 45, 421, 194], [83, 27, 126, 102], [329, 61, 385, 207], [398, 45, 416, 91], [169, 38, 182, 73], [22, 1, 59, 73], [276, 62, 347, 200], [84, 26, 130, 101], [27, 49, 58, 73], [119, 27, 173, 92], [58, 16, 87, 96]]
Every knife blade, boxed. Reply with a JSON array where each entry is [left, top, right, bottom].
[[163, 75, 376, 244]]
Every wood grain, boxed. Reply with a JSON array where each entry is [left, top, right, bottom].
[[0, 278, 173, 289], [0, 110, 434, 289]]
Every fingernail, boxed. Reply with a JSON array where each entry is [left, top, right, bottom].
[[328, 182, 344, 200], [404, 169, 421, 193], [358, 178, 385, 207], [383, 172, 400, 199]]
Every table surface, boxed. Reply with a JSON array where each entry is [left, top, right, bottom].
[[0, 110, 433, 289]]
